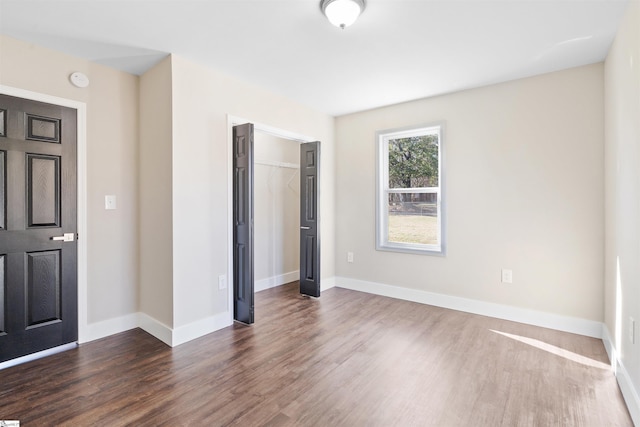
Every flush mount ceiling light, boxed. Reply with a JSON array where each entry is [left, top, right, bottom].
[[320, 0, 365, 29]]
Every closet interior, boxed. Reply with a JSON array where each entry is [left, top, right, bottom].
[[254, 131, 300, 292]]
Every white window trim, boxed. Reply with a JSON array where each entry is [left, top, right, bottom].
[[375, 123, 446, 256]]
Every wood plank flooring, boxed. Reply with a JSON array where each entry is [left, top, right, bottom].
[[0, 282, 633, 426]]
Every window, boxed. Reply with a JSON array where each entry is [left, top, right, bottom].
[[376, 124, 445, 255]]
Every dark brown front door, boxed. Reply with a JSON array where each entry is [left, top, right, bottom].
[[0, 94, 78, 363]]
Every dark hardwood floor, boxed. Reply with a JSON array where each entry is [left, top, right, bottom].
[[0, 282, 633, 426]]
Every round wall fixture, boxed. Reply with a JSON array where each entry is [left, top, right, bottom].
[[69, 72, 90, 88]]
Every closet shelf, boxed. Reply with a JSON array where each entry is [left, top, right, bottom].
[[255, 159, 300, 169]]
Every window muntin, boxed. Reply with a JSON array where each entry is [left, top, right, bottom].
[[376, 124, 444, 255]]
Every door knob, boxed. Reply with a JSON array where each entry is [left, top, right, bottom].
[[51, 233, 75, 242]]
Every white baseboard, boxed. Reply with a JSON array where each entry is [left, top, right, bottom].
[[2, 310, 233, 367], [602, 324, 616, 369], [321, 275, 336, 292], [81, 313, 139, 344], [616, 359, 640, 426], [255, 270, 300, 292], [77, 273, 334, 349], [138, 312, 173, 346], [172, 312, 232, 346], [335, 276, 603, 338], [602, 325, 640, 425], [83, 311, 233, 348]]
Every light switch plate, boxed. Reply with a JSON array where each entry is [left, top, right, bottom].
[[105, 195, 117, 210]]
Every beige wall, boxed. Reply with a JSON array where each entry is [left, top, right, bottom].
[[604, 0, 640, 416], [170, 54, 335, 328], [335, 64, 604, 322], [254, 132, 300, 283], [0, 35, 139, 324], [139, 56, 174, 327]]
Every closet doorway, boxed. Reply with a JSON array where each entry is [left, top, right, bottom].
[[230, 120, 320, 325], [254, 132, 301, 294]]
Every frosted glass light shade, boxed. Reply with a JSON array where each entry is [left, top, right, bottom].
[[321, 0, 365, 29]]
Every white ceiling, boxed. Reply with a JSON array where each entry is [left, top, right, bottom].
[[0, 0, 630, 116]]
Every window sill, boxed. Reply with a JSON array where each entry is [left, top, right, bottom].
[[376, 242, 445, 257]]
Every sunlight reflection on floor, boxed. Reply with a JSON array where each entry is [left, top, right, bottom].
[[490, 329, 611, 370]]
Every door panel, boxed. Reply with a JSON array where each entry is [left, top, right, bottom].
[[299, 142, 320, 297], [0, 94, 77, 363], [232, 123, 254, 324], [0, 150, 5, 230], [0, 109, 6, 137], [303, 235, 315, 281], [26, 250, 61, 327], [0, 254, 4, 333], [27, 154, 61, 227], [305, 176, 315, 221], [26, 114, 61, 143]]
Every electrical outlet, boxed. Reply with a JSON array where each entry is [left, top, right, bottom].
[[630, 318, 636, 344], [218, 275, 227, 290], [501, 269, 513, 284], [105, 195, 117, 210], [347, 252, 354, 263]]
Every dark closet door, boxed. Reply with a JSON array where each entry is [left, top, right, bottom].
[[232, 123, 254, 324], [299, 141, 320, 297], [0, 94, 78, 363]]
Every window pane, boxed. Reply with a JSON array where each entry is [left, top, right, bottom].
[[388, 192, 438, 245], [388, 134, 439, 188]]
